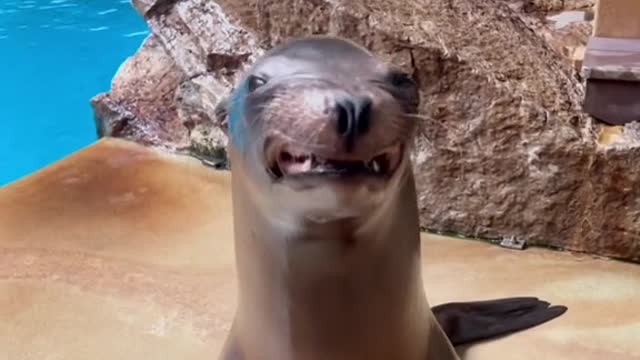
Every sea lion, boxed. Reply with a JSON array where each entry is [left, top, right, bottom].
[[218, 35, 567, 360]]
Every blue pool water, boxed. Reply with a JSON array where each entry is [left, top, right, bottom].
[[0, 0, 149, 186]]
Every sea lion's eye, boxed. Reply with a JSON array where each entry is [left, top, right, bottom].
[[386, 71, 416, 89], [247, 75, 267, 93], [384, 70, 419, 112]]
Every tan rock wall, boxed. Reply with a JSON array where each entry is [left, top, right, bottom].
[[92, 0, 640, 261]]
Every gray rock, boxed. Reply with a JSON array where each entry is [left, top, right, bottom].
[[91, 35, 186, 149], [92, 0, 640, 262]]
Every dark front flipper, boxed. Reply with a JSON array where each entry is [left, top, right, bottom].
[[432, 297, 567, 346]]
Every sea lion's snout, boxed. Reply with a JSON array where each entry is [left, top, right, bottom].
[[260, 84, 407, 182]]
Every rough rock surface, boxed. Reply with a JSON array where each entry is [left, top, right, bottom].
[[509, 0, 593, 74], [92, 35, 184, 148], [91, 25, 231, 166], [92, 0, 640, 261], [523, 0, 594, 12]]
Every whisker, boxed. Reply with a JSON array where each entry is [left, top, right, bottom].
[[403, 112, 448, 130]]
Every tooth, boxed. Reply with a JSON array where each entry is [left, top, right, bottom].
[[371, 159, 381, 173]]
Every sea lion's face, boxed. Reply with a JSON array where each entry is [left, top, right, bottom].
[[227, 37, 419, 221]]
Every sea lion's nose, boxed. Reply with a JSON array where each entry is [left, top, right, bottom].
[[335, 95, 372, 139]]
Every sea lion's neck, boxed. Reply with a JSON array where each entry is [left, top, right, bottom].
[[227, 162, 433, 360]]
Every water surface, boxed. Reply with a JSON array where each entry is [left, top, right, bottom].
[[0, 0, 148, 185]]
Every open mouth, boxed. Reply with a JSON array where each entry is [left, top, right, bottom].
[[266, 144, 403, 180]]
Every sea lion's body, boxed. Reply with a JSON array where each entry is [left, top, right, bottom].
[[226, 145, 458, 360], [219, 36, 566, 360]]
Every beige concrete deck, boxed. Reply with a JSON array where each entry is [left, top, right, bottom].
[[0, 138, 638, 360]]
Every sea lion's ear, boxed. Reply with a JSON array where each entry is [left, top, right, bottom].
[[214, 93, 230, 137]]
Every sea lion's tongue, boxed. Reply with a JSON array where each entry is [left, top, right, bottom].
[[278, 152, 313, 174]]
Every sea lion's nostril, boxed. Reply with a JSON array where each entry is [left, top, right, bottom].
[[355, 97, 372, 135], [335, 96, 372, 139], [336, 100, 353, 136]]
